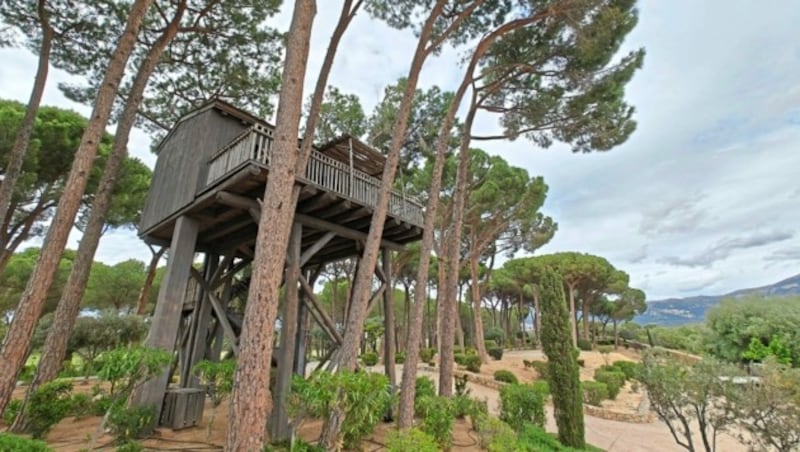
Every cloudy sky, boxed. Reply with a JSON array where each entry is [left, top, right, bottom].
[[1, 0, 799, 300]]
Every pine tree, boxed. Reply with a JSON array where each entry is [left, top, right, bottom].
[[540, 267, 585, 448]]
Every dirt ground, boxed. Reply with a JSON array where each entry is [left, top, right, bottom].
[[3, 349, 748, 451]]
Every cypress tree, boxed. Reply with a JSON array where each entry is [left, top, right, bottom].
[[540, 267, 585, 448]]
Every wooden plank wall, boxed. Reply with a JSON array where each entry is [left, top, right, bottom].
[[140, 109, 249, 233]]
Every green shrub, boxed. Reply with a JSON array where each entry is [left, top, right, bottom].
[[597, 345, 614, 355], [454, 353, 467, 365], [530, 360, 549, 378], [3, 399, 22, 424], [577, 359, 585, 367], [96, 346, 172, 397], [0, 433, 52, 451], [494, 370, 518, 384], [27, 380, 74, 438], [523, 359, 534, 368], [107, 404, 157, 443], [462, 354, 482, 373], [577, 338, 593, 351], [485, 327, 505, 346], [474, 415, 517, 452], [69, 393, 94, 419], [453, 395, 487, 420], [611, 361, 640, 380], [594, 371, 625, 400], [517, 424, 567, 450], [386, 428, 438, 452], [115, 441, 144, 452], [290, 371, 392, 449], [532, 380, 550, 398], [581, 381, 609, 406], [499, 383, 546, 431], [414, 376, 436, 416], [484, 340, 498, 349], [417, 396, 455, 449], [395, 352, 406, 364], [488, 347, 504, 360], [420, 348, 436, 362], [360, 352, 378, 366], [193, 359, 236, 406]]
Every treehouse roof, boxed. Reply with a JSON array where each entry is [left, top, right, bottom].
[[316, 135, 388, 177]]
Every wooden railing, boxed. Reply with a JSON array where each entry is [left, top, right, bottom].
[[206, 126, 425, 226]]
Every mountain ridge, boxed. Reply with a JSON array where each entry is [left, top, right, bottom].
[[635, 273, 800, 326]]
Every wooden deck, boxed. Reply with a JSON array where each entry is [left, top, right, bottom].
[[141, 125, 424, 261], [206, 125, 424, 226]]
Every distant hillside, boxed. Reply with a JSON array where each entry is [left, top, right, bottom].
[[635, 273, 800, 326]]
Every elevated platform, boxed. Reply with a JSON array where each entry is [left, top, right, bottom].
[[141, 122, 423, 262]]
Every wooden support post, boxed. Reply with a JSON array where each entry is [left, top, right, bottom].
[[131, 216, 199, 416], [182, 254, 219, 387], [270, 222, 302, 442], [299, 275, 343, 344], [190, 268, 240, 356], [382, 249, 397, 420]]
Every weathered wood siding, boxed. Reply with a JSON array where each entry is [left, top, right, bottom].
[[140, 109, 249, 232]]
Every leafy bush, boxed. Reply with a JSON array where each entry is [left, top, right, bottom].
[[0, 433, 52, 451], [488, 347, 504, 360], [610, 361, 640, 380], [577, 338, 593, 351], [414, 376, 436, 416], [594, 371, 625, 400], [597, 345, 614, 355], [454, 353, 467, 365], [107, 404, 157, 443], [290, 371, 392, 449], [386, 428, 438, 452], [193, 359, 235, 406], [420, 348, 436, 362], [68, 393, 94, 419], [360, 352, 378, 366], [463, 354, 482, 373], [417, 396, 455, 449], [453, 395, 487, 420], [115, 441, 144, 452], [3, 399, 22, 424], [96, 346, 172, 397], [484, 340, 498, 349], [395, 352, 406, 364], [494, 370, 518, 384], [581, 381, 609, 406], [518, 424, 572, 451], [474, 415, 517, 452], [485, 327, 505, 346], [532, 380, 550, 398], [499, 383, 546, 431], [26, 379, 74, 438], [529, 360, 548, 378]]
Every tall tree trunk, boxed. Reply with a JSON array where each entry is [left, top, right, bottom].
[[439, 91, 479, 396], [334, 0, 451, 373], [454, 299, 465, 352], [581, 298, 591, 341], [136, 246, 166, 315], [613, 320, 619, 349], [10, 6, 186, 432], [469, 255, 489, 362], [0, 0, 154, 415], [567, 284, 577, 347], [226, 2, 315, 450], [0, 0, 53, 233]]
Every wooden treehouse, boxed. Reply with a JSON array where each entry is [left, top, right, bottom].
[[132, 100, 423, 438]]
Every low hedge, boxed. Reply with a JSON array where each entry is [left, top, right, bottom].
[[493, 370, 518, 384]]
